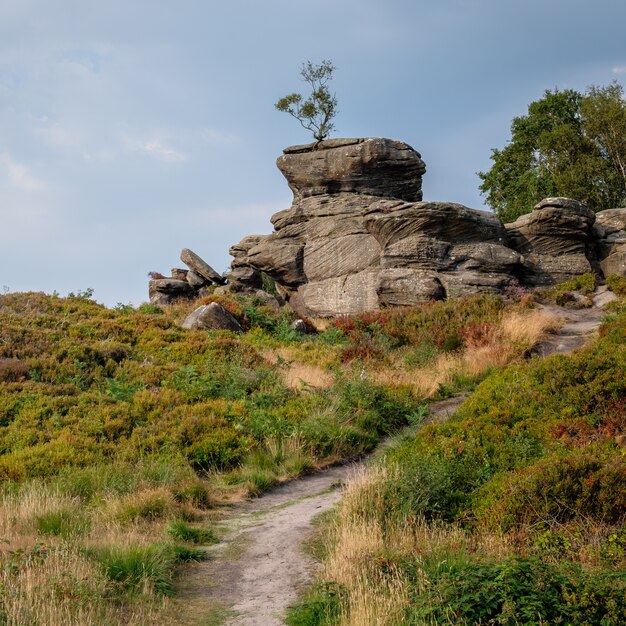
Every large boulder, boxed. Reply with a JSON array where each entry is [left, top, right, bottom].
[[149, 279, 195, 305], [505, 198, 596, 286], [594, 208, 626, 276], [277, 138, 426, 202], [180, 248, 226, 285], [181, 303, 243, 333]]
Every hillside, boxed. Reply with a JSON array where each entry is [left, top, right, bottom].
[[288, 278, 626, 626], [0, 283, 577, 625]]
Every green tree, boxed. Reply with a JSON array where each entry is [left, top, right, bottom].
[[479, 83, 626, 222], [275, 60, 338, 142]]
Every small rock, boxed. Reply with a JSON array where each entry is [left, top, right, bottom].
[[291, 319, 308, 334], [182, 302, 243, 333], [592, 288, 618, 309], [170, 268, 189, 281]]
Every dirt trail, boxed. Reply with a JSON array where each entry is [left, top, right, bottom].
[[170, 289, 615, 626]]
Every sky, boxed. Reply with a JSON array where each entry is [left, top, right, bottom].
[[1, 0, 626, 306]]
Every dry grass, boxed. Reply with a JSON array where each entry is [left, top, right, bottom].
[[0, 544, 163, 626], [371, 308, 562, 397], [262, 347, 334, 389], [318, 465, 514, 626]]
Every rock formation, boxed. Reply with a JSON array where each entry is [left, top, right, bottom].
[[224, 138, 626, 317], [594, 208, 626, 277], [149, 248, 225, 305], [151, 137, 626, 317], [504, 198, 597, 286]]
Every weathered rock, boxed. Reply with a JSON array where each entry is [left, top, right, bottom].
[[366, 202, 507, 248], [295, 270, 380, 317], [186, 270, 207, 288], [180, 248, 226, 285], [601, 250, 626, 276], [291, 319, 308, 334], [181, 302, 243, 333], [381, 234, 451, 270], [377, 269, 445, 306], [303, 234, 381, 282], [439, 271, 517, 298], [278, 138, 426, 202], [225, 140, 618, 316], [228, 266, 263, 289], [595, 208, 626, 232], [444, 243, 522, 273], [505, 198, 596, 285], [149, 279, 194, 298], [593, 208, 626, 276], [170, 268, 188, 281], [246, 240, 305, 287]]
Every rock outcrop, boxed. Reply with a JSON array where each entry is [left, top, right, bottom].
[[594, 208, 626, 277], [162, 137, 626, 318], [149, 248, 225, 305], [227, 138, 528, 317], [181, 302, 243, 332], [505, 197, 597, 286]]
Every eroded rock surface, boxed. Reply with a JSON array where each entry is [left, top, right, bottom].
[[222, 139, 626, 317]]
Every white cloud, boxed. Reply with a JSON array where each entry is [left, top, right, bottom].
[[612, 65, 626, 74], [35, 123, 84, 151], [124, 137, 188, 162], [201, 128, 241, 146], [0, 152, 46, 192], [82, 150, 116, 162]]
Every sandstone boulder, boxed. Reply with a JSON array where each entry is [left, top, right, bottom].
[[505, 197, 596, 286], [277, 138, 426, 202], [181, 302, 243, 333], [594, 208, 626, 276], [149, 279, 194, 298]]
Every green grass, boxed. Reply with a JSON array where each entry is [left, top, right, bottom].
[[168, 520, 217, 545], [91, 543, 207, 596], [288, 295, 626, 625]]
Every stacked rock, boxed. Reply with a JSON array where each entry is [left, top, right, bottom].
[[227, 138, 523, 317], [149, 248, 225, 305], [226, 138, 626, 317]]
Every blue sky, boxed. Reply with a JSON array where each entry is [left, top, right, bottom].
[[1, 0, 625, 305]]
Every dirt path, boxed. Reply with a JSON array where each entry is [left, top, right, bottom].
[[170, 288, 616, 626], [169, 464, 357, 626]]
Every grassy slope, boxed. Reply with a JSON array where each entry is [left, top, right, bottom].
[[0, 288, 559, 624], [288, 283, 626, 626]]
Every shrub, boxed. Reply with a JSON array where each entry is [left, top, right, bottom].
[[411, 557, 626, 625], [0, 358, 30, 382], [186, 429, 250, 471]]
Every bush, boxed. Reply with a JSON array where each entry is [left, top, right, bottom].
[[186, 429, 250, 471], [411, 557, 626, 625]]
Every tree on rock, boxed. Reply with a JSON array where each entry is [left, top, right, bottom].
[[275, 60, 338, 142], [479, 83, 626, 222]]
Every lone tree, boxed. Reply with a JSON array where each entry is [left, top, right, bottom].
[[275, 60, 338, 142], [479, 82, 626, 222]]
